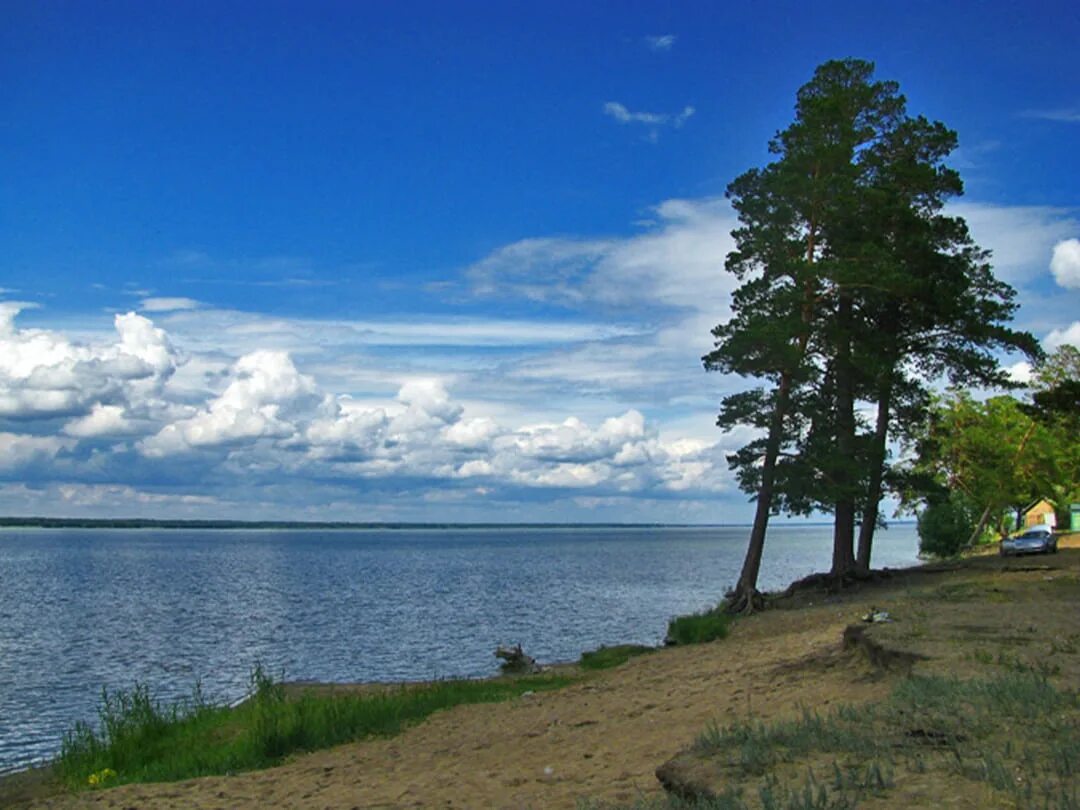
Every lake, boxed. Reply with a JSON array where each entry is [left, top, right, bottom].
[[0, 524, 919, 773]]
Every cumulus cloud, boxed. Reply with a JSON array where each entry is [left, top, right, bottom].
[[128, 348, 729, 500], [63, 404, 138, 437], [1050, 238, 1080, 289], [139, 350, 319, 456], [1005, 361, 1033, 385], [0, 304, 177, 420], [1045, 321, 1080, 350], [0, 432, 73, 472]]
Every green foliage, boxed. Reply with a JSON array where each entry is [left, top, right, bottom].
[[704, 57, 1037, 590], [1030, 346, 1080, 525], [916, 495, 979, 557], [578, 644, 654, 671], [903, 384, 1080, 537], [665, 609, 731, 646], [56, 665, 573, 789]]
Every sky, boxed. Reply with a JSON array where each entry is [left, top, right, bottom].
[[1, 1, 1078, 523]]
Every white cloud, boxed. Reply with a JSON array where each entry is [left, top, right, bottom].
[[1005, 361, 1033, 384], [1050, 238, 1080, 289], [602, 102, 695, 140], [444, 416, 499, 448], [603, 102, 666, 126], [644, 34, 676, 52], [468, 198, 735, 314], [947, 202, 1078, 286], [129, 351, 729, 499], [139, 350, 319, 456], [63, 404, 138, 437], [9, 192, 1074, 522], [465, 198, 739, 396], [1045, 321, 1080, 350], [157, 307, 637, 350], [140, 297, 201, 312], [0, 305, 178, 420], [1021, 107, 1080, 123], [55, 483, 219, 508], [0, 432, 73, 471]]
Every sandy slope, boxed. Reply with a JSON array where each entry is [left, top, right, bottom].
[[19, 538, 1080, 809]]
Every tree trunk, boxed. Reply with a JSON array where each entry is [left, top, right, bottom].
[[727, 375, 791, 614], [856, 376, 892, 573], [966, 504, 995, 549], [832, 291, 857, 579]]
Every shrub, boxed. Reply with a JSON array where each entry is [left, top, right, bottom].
[[665, 609, 730, 646], [917, 495, 976, 558]]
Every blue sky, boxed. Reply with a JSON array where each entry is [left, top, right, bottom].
[[1, 1, 1078, 522]]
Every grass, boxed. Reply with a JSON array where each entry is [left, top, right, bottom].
[[56, 664, 574, 790], [692, 672, 1078, 808], [579, 644, 655, 671], [588, 671, 1080, 810], [665, 608, 731, 646]]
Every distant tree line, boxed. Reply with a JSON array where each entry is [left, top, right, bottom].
[[0, 517, 665, 530]]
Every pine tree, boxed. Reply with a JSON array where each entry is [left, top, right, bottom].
[[706, 59, 1038, 610]]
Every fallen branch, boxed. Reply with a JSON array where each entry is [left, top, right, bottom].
[[494, 644, 541, 674]]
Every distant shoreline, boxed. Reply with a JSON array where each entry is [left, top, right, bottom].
[[0, 517, 699, 530], [0, 516, 916, 531]]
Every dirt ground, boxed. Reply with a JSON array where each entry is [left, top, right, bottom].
[[9, 535, 1080, 809]]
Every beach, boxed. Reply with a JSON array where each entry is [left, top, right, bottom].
[[7, 535, 1079, 809]]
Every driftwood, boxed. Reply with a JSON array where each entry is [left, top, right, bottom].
[[494, 643, 541, 674]]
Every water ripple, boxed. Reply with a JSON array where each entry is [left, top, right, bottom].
[[0, 525, 918, 771]]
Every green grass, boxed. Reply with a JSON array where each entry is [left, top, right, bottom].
[[579, 644, 655, 670], [57, 665, 574, 789], [665, 608, 731, 646]]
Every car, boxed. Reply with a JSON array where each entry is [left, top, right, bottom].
[[1000, 525, 1058, 556]]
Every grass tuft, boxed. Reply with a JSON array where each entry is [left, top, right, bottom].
[[665, 609, 731, 646]]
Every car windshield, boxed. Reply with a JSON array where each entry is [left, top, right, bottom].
[[1020, 531, 1047, 539]]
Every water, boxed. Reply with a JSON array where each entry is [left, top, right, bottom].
[[0, 523, 918, 773]]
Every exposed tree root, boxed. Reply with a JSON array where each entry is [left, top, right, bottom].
[[723, 587, 766, 615]]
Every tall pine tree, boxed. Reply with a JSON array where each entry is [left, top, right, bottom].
[[706, 59, 1037, 611]]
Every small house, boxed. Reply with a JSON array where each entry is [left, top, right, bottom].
[[1023, 499, 1057, 529]]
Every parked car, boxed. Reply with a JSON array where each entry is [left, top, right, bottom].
[[1000, 525, 1058, 556]]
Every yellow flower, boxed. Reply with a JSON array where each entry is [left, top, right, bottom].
[[87, 768, 117, 787]]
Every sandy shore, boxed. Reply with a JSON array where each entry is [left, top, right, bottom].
[[13, 536, 1080, 809]]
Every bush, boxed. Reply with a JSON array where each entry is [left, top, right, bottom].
[[917, 496, 976, 558], [665, 609, 730, 646]]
